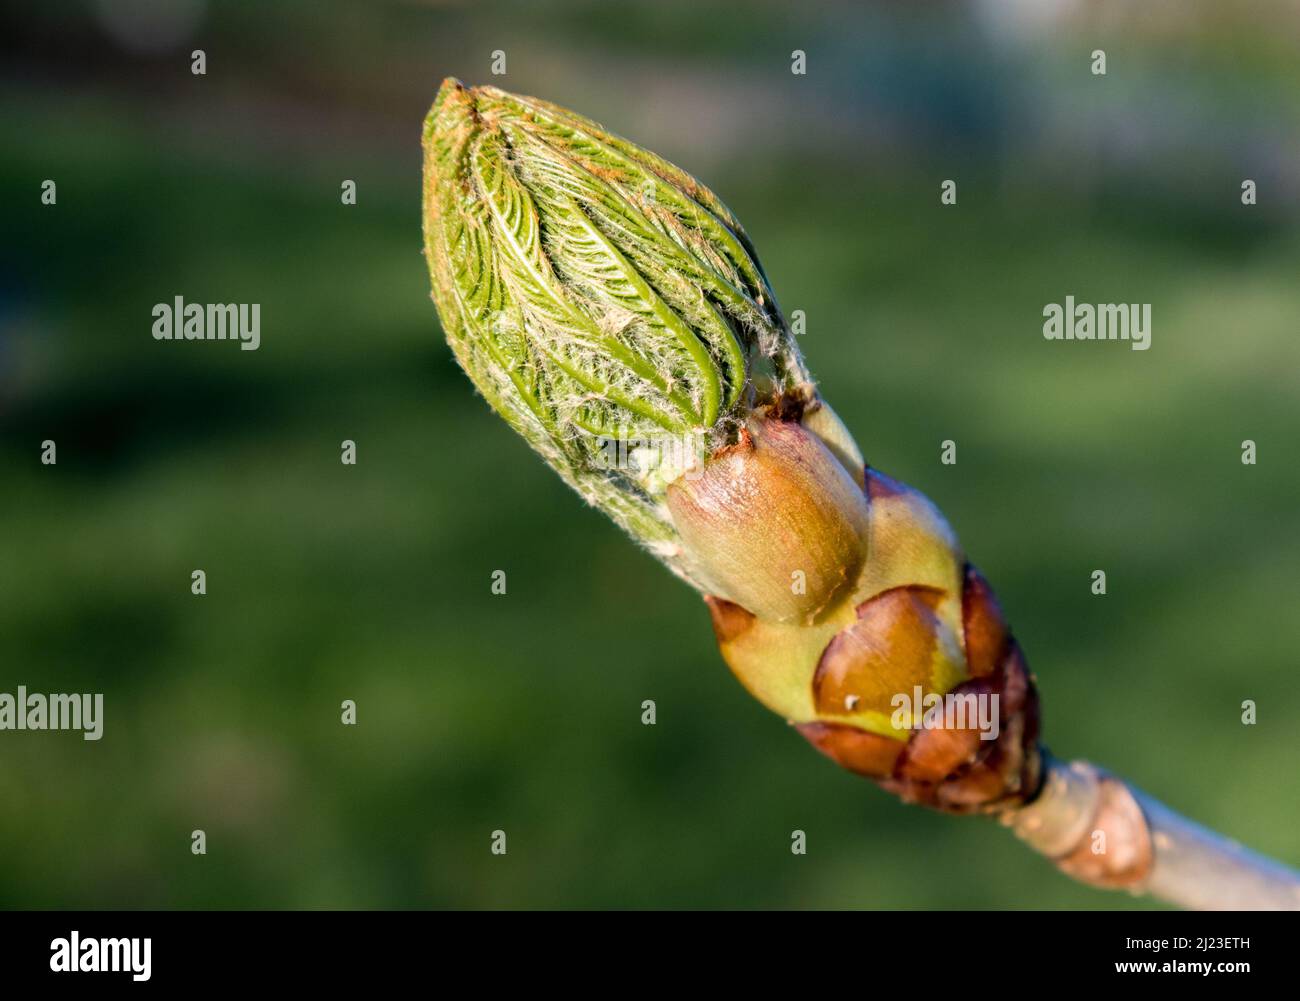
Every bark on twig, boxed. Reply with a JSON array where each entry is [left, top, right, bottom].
[[1005, 753, 1300, 910]]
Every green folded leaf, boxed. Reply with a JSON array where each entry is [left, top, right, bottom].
[[423, 78, 810, 575]]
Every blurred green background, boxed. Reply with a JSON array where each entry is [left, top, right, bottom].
[[1, 0, 1297, 909]]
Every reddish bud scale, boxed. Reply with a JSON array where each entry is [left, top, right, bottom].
[[693, 419, 1043, 816], [667, 419, 870, 624], [798, 605, 1041, 815]]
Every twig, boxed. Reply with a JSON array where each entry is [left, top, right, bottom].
[[1006, 753, 1300, 909]]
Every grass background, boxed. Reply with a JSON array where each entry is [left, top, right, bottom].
[[1, 0, 1297, 908]]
